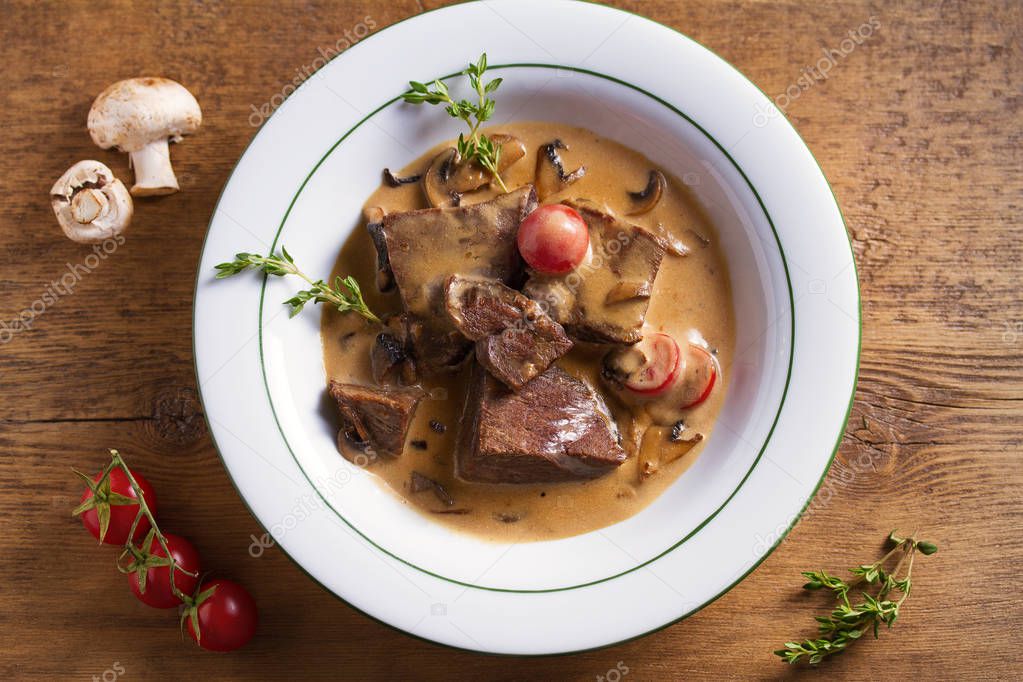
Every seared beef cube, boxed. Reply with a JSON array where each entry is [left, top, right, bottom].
[[524, 200, 665, 344], [456, 365, 627, 483], [328, 380, 424, 458], [380, 186, 538, 373], [444, 275, 572, 390]]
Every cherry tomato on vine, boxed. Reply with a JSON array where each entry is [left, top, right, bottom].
[[128, 533, 201, 609], [75, 467, 157, 545], [185, 579, 258, 652]]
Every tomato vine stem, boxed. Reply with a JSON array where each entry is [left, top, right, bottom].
[[76, 449, 199, 603]]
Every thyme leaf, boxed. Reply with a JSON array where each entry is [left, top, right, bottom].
[[775, 531, 937, 665], [215, 248, 379, 323], [403, 53, 509, 192]]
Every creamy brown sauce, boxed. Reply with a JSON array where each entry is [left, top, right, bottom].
[[321, 121, 735, 542]]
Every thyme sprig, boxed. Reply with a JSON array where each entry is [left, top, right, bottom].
[[214, 247, 379, 323], [403, 53, 508, 192], [775, 530, 938, 665]]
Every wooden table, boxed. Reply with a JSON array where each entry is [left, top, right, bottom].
[[2, 1, 1020, 678]]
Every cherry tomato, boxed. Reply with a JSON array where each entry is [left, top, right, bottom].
[[624, 332, 681, 395], [186, 579, 258, 652], [517, 204, 590, 274], [129, 533, 201, 609], [78, 467, 157, 545], [679, 344, 718, 408]]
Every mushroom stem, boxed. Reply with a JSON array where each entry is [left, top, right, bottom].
[[129, 140, 178, 196], [71, 188, 109, 224], [51, 160, 133, 243]]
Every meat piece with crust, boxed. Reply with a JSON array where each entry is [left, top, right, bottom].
[[456, 364, 627, 483], [328, 380, 424, 458], [444, 275, 573, 390], [380, 185, 538, 374]]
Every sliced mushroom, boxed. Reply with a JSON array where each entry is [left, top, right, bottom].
[[651, 223, 690, 257], [50, 160, 133, 243], [605, 280, 653, 305], [535, 139, 585, 201], [664, 427, 704, 464], [337, 425, 371, 458], [87, 78, 201, 196], [600, 343, 649, 388], [410, 471, 455, 507], [422, 148, 466, 208], [370, 332, 407, 384], [421, 134, 527, 208], [637, 421, 704, 480], [489, 133, 527, 170], [370, 313, 419, 385], [626, 170, 666, 215], [383, 168, 422, 187], [363, 205, 394, 292]]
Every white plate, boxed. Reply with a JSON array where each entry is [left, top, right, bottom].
[[193, 0, 859, 655]]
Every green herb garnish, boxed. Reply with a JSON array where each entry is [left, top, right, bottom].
[[403, 53, 508, 192], [775, 530, 937, 665], [215, 247, 379, 323]]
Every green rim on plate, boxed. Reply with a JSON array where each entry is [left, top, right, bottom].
[[192, 0, 861, 655], [256, 63, 796, 593]]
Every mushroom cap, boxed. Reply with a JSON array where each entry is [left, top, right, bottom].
[[51, 160, 133, 243], [87, 77, 201, 152]]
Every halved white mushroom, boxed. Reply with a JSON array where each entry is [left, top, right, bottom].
[[50, 161, 133, 243], [87, 78, 202, 196]]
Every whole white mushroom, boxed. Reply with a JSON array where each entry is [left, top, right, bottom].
[[51, 160, 133, 243], [87, 77, 202, 196]]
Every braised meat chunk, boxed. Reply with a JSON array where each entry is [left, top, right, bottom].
[[380, 185, 538, 374], [524, 200, 665, 345], [444, 275, 573, 390], [456, 364, 627, 483], [328, 380, 424, 458]]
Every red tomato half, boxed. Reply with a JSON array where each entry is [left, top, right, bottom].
[[129, 533, 201, 609], [624, 332, 681, 395], [517, 204, 590, 274], [679, 344, 718, 409]]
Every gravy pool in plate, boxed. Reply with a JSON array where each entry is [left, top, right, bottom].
[[321, 121, 734, 542]]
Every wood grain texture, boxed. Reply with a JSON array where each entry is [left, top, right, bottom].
[[1, 0, 1020, 679]]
